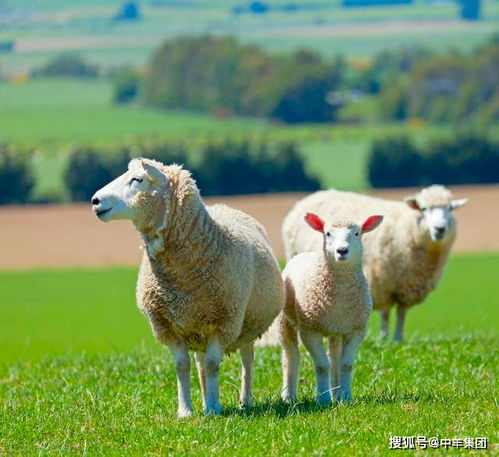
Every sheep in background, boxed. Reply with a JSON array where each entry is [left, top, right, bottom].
[[281, 213, 383, 403], [91, 158, 283, 417], [282, 185, 468, 342]]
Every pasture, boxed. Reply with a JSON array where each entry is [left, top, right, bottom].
[[1, 254, 497, 454]]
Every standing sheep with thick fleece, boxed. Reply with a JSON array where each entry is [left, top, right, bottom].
[[91, 158, 283, 417], [281, 213, 383, 404], [282, 185, 468, 342]]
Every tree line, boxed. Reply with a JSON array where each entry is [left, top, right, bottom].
[[0, 140, 319, 205], [368, 133, 499, 188]]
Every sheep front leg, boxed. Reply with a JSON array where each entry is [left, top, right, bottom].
[[281, 317, 300, 402], [394, 307, 406, 342], [380, 309, 390, 340], [239, 343, 254, 407], [337, 329, 365, 402], [195, 351, 207, 410], [170, 342, 193, 418], [204, 339, 223, 415], [300, 329, 331, 405], [328, 335, 342, 394]]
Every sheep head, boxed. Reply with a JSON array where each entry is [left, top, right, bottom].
[[404, 185, 468, 243], [91, 158, 170, 236], [304, 213, 383, 264]]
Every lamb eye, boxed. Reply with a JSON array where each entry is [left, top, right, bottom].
[[355, 232, 359, 236], [326, 232, 331, 237], [131, 177, 143, 184]]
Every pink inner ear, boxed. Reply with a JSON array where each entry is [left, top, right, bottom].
[[304, 213, 324, 232], [361, 215, 383, 233], [406, 199, 420, 210]]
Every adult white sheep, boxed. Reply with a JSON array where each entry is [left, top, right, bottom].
[[282, 185, 468, 342], [281, 213, 383, 404], [91, 158, 283, 417]]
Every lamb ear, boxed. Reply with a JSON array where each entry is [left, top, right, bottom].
[[404, 196, 421, 211], [304, 213, 325, 232], [141, 160, 167, 185], [450, 198, 469, 210], [361, 215, 383, 234]]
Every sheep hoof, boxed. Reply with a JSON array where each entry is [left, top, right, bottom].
[[336, 391, 352, 403], [177, 408, 193, 418], [281, 394, 296, 403], [317, 393, 332, 406], [204, 404, 222, 416], [239, 397, 253, 408]]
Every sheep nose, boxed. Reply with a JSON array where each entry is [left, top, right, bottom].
[[435, 227, 445, 234], [337, 248, 348, 256], [91, 196, 100, 205]]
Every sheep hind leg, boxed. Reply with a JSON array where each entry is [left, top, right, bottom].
[[337, 329, 365, 403], [380, 309, 390, 340], [300, 329, 331, 405], [170, 342, 193, 418], [281, 316, 300, 403], [239, 343, 254, 407], [204, 339, 223, 415], [328, 336, 342, 399], [393, 307, 407, 342], [195, 351, 207, 410]]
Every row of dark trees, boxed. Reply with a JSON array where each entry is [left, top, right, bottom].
[[3, 132, 498, 205], [0, 140, 319, 205], [368, 133, 499, 188], [65, 140, 320, 201]]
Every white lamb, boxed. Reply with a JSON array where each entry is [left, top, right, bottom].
[[281, 212, 383, 404], [282, 185, 468, 342], [91, 158, 283, 417]]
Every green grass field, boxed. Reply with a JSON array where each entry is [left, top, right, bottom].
[[1, 254, 497, 455]]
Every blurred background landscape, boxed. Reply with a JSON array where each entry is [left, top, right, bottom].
[[0, 0, 498, 359]]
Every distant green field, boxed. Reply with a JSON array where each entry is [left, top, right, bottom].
[[1, 0, 498, 74], [0, 254, 497, 455]]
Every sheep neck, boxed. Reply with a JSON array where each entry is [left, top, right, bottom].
[[144, 191, 221, 293], [400, 215, 456, 291]]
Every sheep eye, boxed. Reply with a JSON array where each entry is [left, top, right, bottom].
[[130, 177, 143, 184], [355, 232, 359, 236], [326, 232, 331, 237]]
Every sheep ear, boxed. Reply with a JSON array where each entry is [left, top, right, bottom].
[[404, 196, 421, 211], [450, 198, 469, 210], [304, 213, 324, 232], [141, 160, 167, 185], [361, 215, 383, 234]]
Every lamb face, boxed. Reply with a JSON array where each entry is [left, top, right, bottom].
[[404, 185, 468, 243], [91, 158, 170, 231], [304, 213, 383, 264]]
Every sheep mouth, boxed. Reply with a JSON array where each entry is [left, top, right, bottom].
[[95, 207, 112, 217]]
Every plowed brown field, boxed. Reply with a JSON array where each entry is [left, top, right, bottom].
[[1, 185, 497, 270]]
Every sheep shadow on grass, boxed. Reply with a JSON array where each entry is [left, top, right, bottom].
[[219, 391, 436, 418], [221, 397, 341, 419]]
